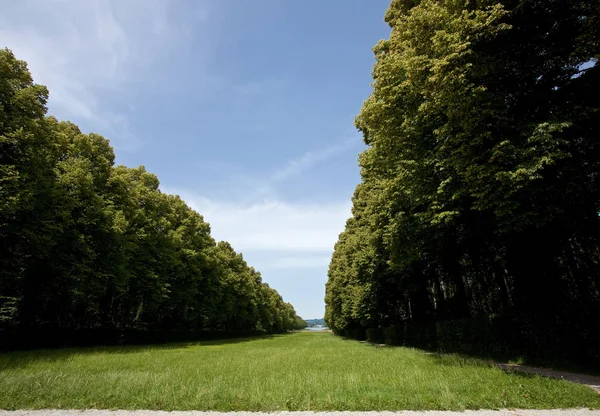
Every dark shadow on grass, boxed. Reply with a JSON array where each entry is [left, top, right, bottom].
[[376, 346, 574, 385], [428, 348, 600, 377], [362, 340, 600, 386], [422, 351, 494, 368], [0, 332, 292, 371], [359, 337, 600, 377]]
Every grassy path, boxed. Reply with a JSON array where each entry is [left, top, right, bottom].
[[0, 332, 599, 411], [3, 411, 600, 416]]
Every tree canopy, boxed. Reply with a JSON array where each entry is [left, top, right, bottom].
[[0, 48, 305, 334], [326, 0, 600, 333]]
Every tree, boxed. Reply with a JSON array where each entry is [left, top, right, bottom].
[[0, 48, 304, 336], [326, 0, 600, 332]]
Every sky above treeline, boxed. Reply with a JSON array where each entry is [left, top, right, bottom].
[[1, 0, 392, 319]]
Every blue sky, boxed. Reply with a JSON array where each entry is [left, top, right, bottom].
[[1, 0, 391, 319]]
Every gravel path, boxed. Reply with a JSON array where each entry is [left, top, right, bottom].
[[367, 342, 600, 395], [2, 410, 600, 416], [496, 364, 600, 394]]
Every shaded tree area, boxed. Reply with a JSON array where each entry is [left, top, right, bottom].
[[326, 0, 600, 367], [0, 49, 305, 342]]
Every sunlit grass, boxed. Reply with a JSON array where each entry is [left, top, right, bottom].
[[0, 331, 598, 411]]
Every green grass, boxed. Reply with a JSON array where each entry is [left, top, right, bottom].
[[0, 331, 598, 411]]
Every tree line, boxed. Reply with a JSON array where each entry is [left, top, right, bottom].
[[0, 48, 305, 335], [326, 0, 600, 340]]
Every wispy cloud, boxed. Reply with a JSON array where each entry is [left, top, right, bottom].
[[269, 138, 357, 184], [162, 140, 356, 261], [0, 0, 206, 150], [169, 193, 351, 255], [259, 255, 332, 270], [185, 138, 360, 202]]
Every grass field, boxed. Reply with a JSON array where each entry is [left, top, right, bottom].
[[0, 331, 599, 411]]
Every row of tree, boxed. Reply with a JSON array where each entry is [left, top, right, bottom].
[[326, 0, 600, 333], [0, 48, 305, 333]]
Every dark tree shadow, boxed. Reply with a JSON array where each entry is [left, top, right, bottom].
[[364, 340, 600, 380], [0, 332, 291, 371]]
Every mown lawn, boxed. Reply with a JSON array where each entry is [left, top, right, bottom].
[[0, 331, 598, 411]]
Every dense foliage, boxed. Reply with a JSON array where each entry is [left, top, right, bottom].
[[326, 0, 600, 360], [0, 48, 305, 335]]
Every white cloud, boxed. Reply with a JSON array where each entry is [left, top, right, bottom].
[[180, 138, 360, 203], [173, 194, 351, 254], [0, 0, 205, 151], [260, 255, 332, 270], [164, 138, 355, 314], [163, 140, 356, 260], [269, 138, 357, 184], [236, 138, 360, 198]]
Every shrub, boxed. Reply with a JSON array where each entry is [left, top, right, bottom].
[[384, 326, 404, 346], [345, 328, 366, 341], [355, 308, 600, 371], [366, 328, 386, 344], [404, 321, 437, 350]]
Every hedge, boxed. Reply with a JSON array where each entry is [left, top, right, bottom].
[[366, 328, 386, 344], [384, 326, 403, 346], [346, 328, 367, 341], [340, 309, 600, 371]]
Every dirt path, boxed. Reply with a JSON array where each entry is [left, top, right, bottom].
[[496, 363, 600, 394]]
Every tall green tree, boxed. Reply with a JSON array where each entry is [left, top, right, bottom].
[[326, 0, 600, 331], [0, 48, 304, 336]]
